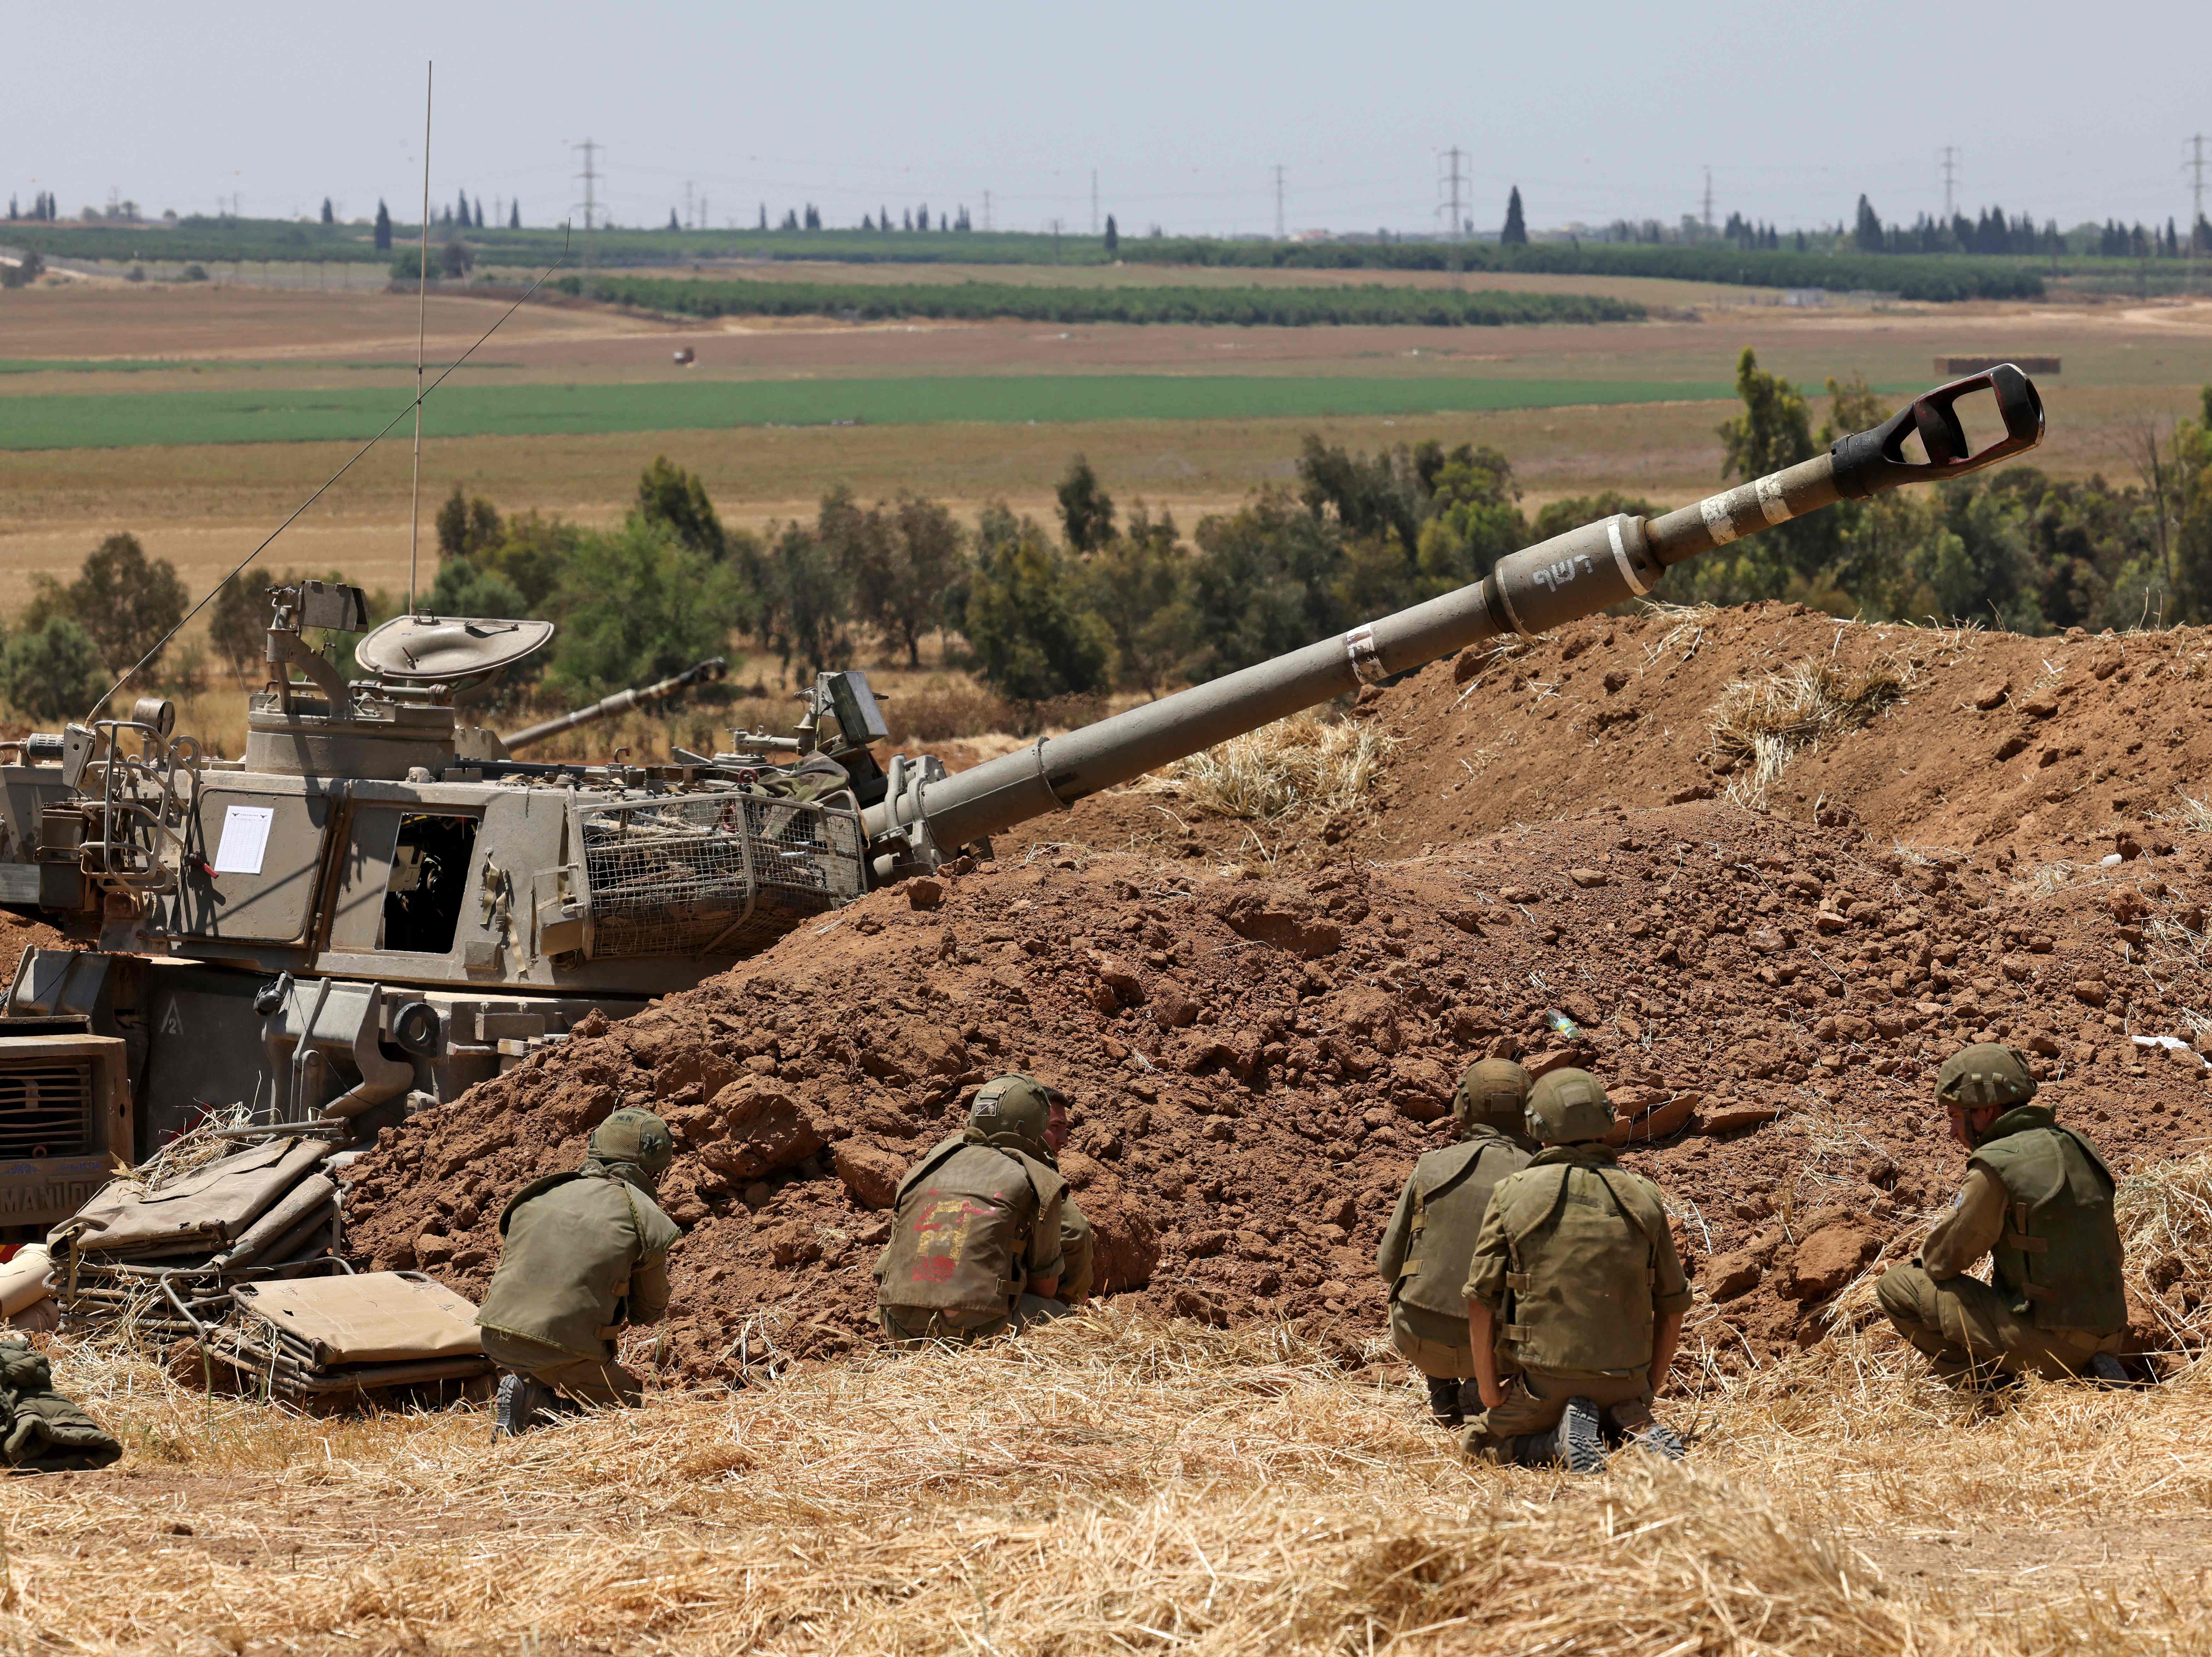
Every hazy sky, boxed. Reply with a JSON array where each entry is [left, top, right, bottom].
[[14, 2, 2209, 237]]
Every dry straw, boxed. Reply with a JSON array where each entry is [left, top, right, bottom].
[[1710, 653, 1914, 811], [1170, 712, 1397, 825], [4, 1305, 2209, 1654]]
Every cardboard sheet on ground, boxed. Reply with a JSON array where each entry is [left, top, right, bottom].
[[232, 1271, 484, 1367], [53, 1137, 330, 1256]]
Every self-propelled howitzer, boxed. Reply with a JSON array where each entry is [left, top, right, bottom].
[[0, 367, 2039, 1215]]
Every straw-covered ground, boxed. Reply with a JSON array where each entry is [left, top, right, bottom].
[[5, 1309, 2210, 1656]]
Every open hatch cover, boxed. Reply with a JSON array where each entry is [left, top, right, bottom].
[[355, 614, 554, 683]]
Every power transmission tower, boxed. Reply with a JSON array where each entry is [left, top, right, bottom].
[[1701, 166, 1714, 235], [1091, 170, 1099, 235], [1939, 145, 1959, 219], [1437, 147, 1468, 237], [1273, 164, 1286, 238], [573, 139, 600, 263], [2188, 134, 2206, 294], [982, 189, 992, 232], [684, 180, 694, 230]]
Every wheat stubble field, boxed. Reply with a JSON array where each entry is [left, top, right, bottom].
[[7, 1309, 2211, 1656]]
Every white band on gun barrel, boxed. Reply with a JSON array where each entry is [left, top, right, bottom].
[[1756, 473, 1794, 526], [1698, 491, 1742, 546], [1343, 624, 1386, 685], [1607, 517, 1648, 596]]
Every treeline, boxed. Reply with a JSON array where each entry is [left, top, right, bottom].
[[556, 274, 1645, 328], [1853, 194, 2211, 260], [1117, 239, 2047, 302]]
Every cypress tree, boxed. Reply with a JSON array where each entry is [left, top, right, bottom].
[[1501, 186, 1528, 246], [509, 201, 520, 230], [374, 200, 392, 251], [1105, 213, 1118, 254], [320, 197, 334, 225]]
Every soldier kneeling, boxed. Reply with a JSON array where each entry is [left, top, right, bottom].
[[877, 1075, 1085, 1344], [477, 1108, 682, 1437], [1376, 1059, 1534, 1427], [1461, 1069, 1691, 1473], [1875, 1043, 2129, 1386]]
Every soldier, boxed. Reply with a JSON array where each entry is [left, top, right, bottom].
[[1460, 1068, 1691, 1473], [1874, 1043, 2129, 1385], [877, 1074, 1079, 1343], [478, 1108, 683, 1437], [1376, 1059, 1535, 1427]]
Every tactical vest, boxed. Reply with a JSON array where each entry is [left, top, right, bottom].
[[876, 1136, 1065, 1316], [1969, 1108, 2127, 1334], [476, 1165, 682, 1360], [1494, 1154, 1671, 1373], [1393, 1133, 1529, 1321]]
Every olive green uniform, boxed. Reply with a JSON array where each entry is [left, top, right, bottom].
[[1460, 1145, 1692, 1454], [477, 1158, 682, 1407], [1376, 1128, 1531, 1379], [1875, 1105, 2126, 1380], [876, 1132, 1070, 1344], [1060, 1195, 1096, 1305]]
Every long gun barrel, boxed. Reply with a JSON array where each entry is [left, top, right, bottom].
[[868, 366, 2042, 863], [501, 657, 728, 754]]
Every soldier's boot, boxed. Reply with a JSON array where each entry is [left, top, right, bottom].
[[2088, 1353, 2131, 1387], [494, 1374, 543, 1438], [1512, 1397, 1607, 1474], [1626, 1423, 1687, 1462], [1425, 1376, 1464, 1428]]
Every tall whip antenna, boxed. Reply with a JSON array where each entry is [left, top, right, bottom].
[[407, 61, 433, 617]]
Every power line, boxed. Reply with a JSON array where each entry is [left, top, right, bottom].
[[1939, 145, 1959, 219], [1437, 147, 1467, 238]]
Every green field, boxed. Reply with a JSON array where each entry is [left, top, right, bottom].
[[0, 375, 1762, 450]]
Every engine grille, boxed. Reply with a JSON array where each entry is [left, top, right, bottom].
[[578, 791, 865, 958], [0, 1060, 96, 1159]]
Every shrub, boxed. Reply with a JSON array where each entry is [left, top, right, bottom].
[[1, 616, 104, 722]]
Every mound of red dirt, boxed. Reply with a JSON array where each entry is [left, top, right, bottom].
[[1024, 604, 2212, 875], [344, 790, 2212, 1382]]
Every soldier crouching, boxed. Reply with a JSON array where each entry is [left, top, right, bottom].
[[1875, 1043, 2129, 1386], [478, 1108, 683, 1436], [876, 1075, 1088, 1344], [1376, 1059, 1534, 1427], [1460, 1069, 1690, 1473]]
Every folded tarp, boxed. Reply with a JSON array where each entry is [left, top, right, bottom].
[[51, 1137, 330, 1258], [231, 1272, 485, 1368]]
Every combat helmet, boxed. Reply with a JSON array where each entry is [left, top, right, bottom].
[[1454, 1057, 1533, 1141], [967, 1074, 1063, 1157], [1524, 1067, 1615, 1146], [1936, 1043, 2037, 1114], [588, 1108, 675, 1183]]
